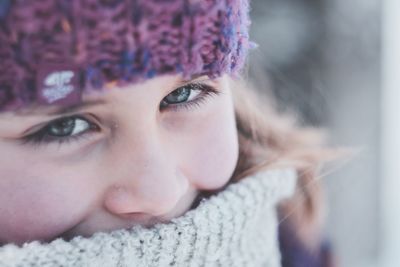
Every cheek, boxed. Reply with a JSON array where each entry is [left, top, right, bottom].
[[177, 98, 239, 190], [189, 123, 238, 189], [0, 165, 93, 244]]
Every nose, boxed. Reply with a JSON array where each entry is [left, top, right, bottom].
[[103, 126, 189, 218]]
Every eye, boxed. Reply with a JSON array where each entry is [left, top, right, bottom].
[[160, 83, 220, 111], [163, 86, 200, 105], [21, 115, 100, 146], [47, 117, 89, 137]]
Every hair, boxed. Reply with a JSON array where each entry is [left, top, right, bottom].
[[228, 75, 334, 250]]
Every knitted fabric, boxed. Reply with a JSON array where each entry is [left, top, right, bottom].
[[0, 0, 253, 112], [0, 169, 297, 267]]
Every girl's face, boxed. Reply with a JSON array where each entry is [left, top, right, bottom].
[[0, 74, 239, 245]]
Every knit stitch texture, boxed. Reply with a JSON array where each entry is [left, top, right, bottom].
[[0, 168, 297, 267], [0, 0, 253, 112]]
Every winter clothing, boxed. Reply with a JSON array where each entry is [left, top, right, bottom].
[[279, 220, 336, 267], [0, 0, 253, 112], [0, 168, 296, 267]]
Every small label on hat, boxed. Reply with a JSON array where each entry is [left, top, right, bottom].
[[37, 63, 82, 106], [42, 70, 75, 103]]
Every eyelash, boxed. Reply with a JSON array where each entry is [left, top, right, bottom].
[[21, 82, 220, 147], [160, 83, 219, 112], [20, 115, 99, 148]]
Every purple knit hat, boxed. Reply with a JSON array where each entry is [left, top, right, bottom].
[[0, 0, 253, 112]]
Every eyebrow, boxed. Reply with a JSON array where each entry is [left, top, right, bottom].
[[48, 99, 106, 116], [16, 99, 106, 117], [183, 75, 216, 84]]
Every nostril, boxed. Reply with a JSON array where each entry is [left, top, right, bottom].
[[104, 185, 179, 218], [104, 186, 143, 215], [104, 171, 190, 219]]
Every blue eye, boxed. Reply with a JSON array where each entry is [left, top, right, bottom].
[[47, 117, 88, 137], [21, 116, 99, 146], [164, 87, 192, 104], [160, 82, 219, 111]]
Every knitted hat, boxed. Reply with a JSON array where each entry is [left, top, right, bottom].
[[0, 0, 253, 112]]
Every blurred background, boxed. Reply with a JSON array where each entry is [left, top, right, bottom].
[[248, 0, 398, 266]]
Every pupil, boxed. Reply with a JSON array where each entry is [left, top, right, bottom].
[[166, 88, 190, 103], [48, 118, 75, 137]]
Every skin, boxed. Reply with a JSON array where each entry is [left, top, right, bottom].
[[0, 74, 239, 245]]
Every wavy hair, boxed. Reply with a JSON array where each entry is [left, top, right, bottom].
[[229, 76, 334, 249]]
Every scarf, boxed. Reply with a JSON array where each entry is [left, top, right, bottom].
[[0, 168, 297, 267]]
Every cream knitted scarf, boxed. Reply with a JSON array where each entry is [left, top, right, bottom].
[[0, 169, 297, 267]]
